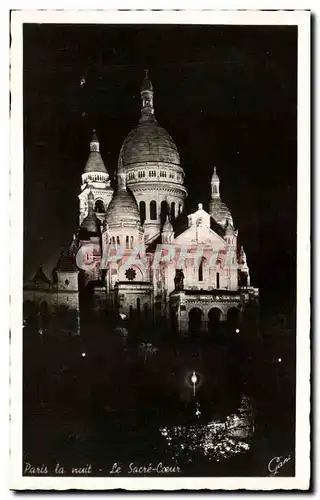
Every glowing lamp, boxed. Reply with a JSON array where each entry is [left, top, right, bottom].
[[278, 357, 282, 363], [236, 328, 240, 333], [81, 352, 86, 358], [191, 372, 198, 385]]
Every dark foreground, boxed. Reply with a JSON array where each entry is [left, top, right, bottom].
[[23, 318, 295, 478]]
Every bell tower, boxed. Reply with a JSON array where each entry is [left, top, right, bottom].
[[78, 130, 113, 225]]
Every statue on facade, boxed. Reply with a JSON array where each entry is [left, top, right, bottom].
[[174, 269, 184, 291]]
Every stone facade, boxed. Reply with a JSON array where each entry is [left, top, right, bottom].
[[23, 73, 258, 337]]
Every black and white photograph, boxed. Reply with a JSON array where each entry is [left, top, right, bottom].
[[9, 9, 310, 491]]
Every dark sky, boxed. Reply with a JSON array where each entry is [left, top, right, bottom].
[[23, 23, 297, 313]]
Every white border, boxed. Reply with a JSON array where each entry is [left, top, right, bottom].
[[10, 9, 310, 491]]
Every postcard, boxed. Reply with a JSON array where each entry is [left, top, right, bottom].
[[9, 8, 310, 491]]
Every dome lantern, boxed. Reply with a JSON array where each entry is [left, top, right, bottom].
[[211, 166, 220, 199], [140, 69, 154, 119]]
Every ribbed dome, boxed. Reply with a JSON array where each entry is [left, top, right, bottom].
[[120, 115, 181, 168], [106, 164, 140, 225], [106, 189, 140, 225], [84, 152, 107, 173], [209, 199, 233, 228]]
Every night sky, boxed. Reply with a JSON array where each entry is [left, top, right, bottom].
[[23, 23, 297, 313]]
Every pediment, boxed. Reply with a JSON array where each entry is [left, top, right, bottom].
[[173, 224, 225, 248]]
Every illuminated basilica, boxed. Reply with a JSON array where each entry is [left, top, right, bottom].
[[24, 73, 259, 335]]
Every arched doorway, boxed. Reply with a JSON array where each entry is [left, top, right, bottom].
[[208, 307, 221, 334], [227, 307, 241, 327], [188, 308, 203, 337]]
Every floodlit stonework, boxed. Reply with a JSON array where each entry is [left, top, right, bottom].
[[24, 73, 259, 336]]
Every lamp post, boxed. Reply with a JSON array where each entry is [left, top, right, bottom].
[[191, 371, 198, 396]]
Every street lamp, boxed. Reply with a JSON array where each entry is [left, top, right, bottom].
[[191, 371, 198, 396]]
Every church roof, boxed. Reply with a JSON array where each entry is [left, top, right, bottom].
[[105, 184, 140, 226], [84, 130, 108, 174], [120, 116, 181, 168], [30, 267, 53, 288], [55, 254, 79, 272], [210, 217, 226, 238], [79, 189, 101, 234], [84, 152, 107, 173], [209, 198, 233, 228], [24, 266, 53, 290], [80, 210, 101, 234], [119, 73, 181, 169], [145, 233, 162, 254]]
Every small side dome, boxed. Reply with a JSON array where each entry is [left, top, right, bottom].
[[80, 211, 100, 233], [105, 160, 140, 226], [209, 198, 234, 228], [105, 189, 140, 226], [80, 190, 100, 234]]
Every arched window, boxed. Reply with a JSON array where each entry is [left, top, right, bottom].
[[116, 236, 120, 246], [139, 201, 146, 224], [130, 236, 134, 249], [212, 185, 218, 194], [198, 258, 205, 281], [150, 200, 157, 220], [216, 272, 220, 289], [160, 200, 169, 225], [129, 305, 133, 319], [112, 236, 115, 245], [126, 235, 129, 250], [171, 202, 175, 222], [179, 204, 182, 215]]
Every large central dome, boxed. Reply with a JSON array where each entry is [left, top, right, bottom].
[[114, 71, 187, 243], [119, 71, 181, 169], [120, 114, 181, 168]]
